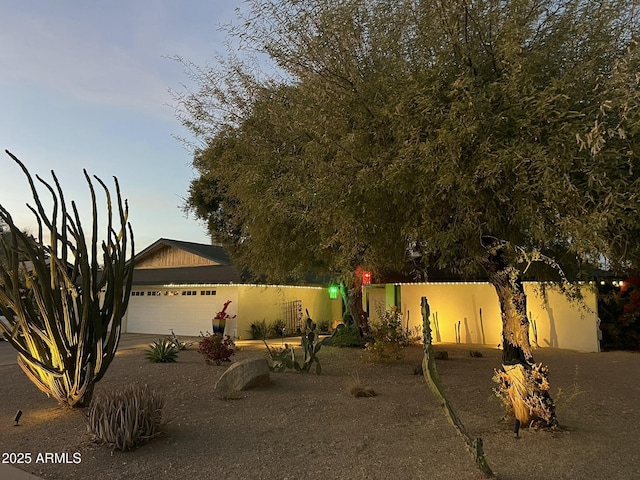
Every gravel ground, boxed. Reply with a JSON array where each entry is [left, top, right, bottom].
[[0, 340, 638, 480]]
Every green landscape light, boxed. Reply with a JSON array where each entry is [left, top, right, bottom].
[[328, 285, 339, 299]]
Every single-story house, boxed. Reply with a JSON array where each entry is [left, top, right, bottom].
[[123, 238, 340, 339], [123, 238, 600, 352]]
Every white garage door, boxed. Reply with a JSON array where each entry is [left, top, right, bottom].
[[124, 288, 239, 337]]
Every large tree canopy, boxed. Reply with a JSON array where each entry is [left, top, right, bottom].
[[180, 0, 639, 281], [177, 0, 639, 428]]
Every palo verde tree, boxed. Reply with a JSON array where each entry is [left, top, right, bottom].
[[176, 0, 639, 430], [0, 151, 134, 408]]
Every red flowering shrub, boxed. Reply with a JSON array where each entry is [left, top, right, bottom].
[[197, 333, 235, 365]]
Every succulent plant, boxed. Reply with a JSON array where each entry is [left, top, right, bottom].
[[87, 384, 165, 451], [145, 338, 179, 363]]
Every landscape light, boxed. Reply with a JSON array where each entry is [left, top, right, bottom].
[[328, 285, 339, 299], [14, 410, 22, 426], [362, 271, 372, 285]]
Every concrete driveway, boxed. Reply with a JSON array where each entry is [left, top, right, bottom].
[[0, 334, 166, 366]]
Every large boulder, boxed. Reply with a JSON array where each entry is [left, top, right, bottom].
[[214, 358, 271, 395]]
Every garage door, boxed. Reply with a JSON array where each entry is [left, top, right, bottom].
[[124, 288, 239, 337]]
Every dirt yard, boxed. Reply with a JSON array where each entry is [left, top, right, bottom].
[[0, 341, 638, 480]]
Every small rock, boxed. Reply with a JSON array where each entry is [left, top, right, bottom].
[[435, 351, 448, 360], [350, 386, 376, 398]]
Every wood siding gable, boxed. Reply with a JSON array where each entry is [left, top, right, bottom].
[[136, 245, 222, 269]]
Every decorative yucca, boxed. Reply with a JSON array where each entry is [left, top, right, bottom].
[[145, 338, 179, 363], [87, 384, 165, 451]]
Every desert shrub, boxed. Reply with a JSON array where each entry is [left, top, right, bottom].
[[365, 306, 409, 361], [270, 319, 286, 337], [87, 384, 165, 451], [327, 324, 366, 348], [198, 332, 235, 365], [317, 319, 331, 334], [598, 280, 640, 351], [249, 320, 269, 339], [145, 338, 179, 363], [348, 374, 376, 397]]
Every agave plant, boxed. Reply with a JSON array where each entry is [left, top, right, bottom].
[[167, 329, 194, 350], [0, 150, 134, 408], [145, 338, 179, 363]]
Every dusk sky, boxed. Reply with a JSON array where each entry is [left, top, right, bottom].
[[0, 1, 249, 252]]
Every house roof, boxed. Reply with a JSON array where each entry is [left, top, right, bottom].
[[134, 238, 233, 266], [132, 265, 242, 286], [131, 238, 241, 286], [131, 238, 331, 287]]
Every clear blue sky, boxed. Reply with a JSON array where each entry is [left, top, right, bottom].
[[0, 0, 247, 252]]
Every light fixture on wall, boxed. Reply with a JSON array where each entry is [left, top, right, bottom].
[[328, 285, 339, 299]]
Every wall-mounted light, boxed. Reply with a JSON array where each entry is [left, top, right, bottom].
[[328, 285, 339, 299]]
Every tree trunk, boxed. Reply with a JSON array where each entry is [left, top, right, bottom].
[[481, 238, 558, 430], [339, 280, 370, 335], [349, 284, 370, 336]]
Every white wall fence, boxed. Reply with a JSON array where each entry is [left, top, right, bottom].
[[366, 282, 599, 353]]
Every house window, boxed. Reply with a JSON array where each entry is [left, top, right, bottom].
[[147, 291, 160, 296], [181, 290, 197, 296], [200, 290, 217, 296], [131, 291, 144, 297]]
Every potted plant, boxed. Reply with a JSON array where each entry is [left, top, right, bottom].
[[212, 300, 236, 334]]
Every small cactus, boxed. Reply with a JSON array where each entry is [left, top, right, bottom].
[[300, 311, 322, 374], [263, 310, 326, 375]]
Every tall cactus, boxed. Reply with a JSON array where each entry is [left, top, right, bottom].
[[0, 150, 134, 408]]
